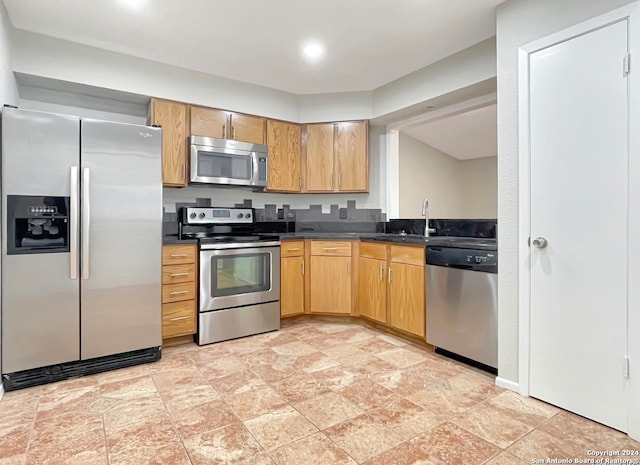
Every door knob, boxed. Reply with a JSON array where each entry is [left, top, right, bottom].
[[532, 237, 548, 248]]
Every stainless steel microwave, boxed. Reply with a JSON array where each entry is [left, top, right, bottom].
[[190, 136, 268, 187]]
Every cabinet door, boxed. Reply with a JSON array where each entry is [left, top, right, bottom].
[[281, 256, 305, 316], [191, 106, 228, 138], [358, 257, 387, 323], [389, 263, 425, 337], [230, 113, 265, 144], [305, 123, 335, 191], [150, 99, 188, 187], [266, 120, 301, 192], [335, 121, 368, 192], [309, 256, 351, 314]]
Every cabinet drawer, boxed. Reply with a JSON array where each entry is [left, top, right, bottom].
[[162, 264, 197, 284], [310, 241, 352, 256], [162, 281, 197, 303], [281, 240, 304, 257], [389, 245, 424, 266], [162, 244, 197, 265], [359, 242, 387, 260], [162, 300, 196, 338]]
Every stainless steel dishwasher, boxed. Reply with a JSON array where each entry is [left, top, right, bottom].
[[426, 245, 498, 371]]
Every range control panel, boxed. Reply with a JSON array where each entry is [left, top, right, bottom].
[[182, 207, 254, 225]]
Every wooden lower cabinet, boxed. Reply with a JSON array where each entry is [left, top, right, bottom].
[[162, 244, 197, 341], [281, 255, 305, 316], [162, 300, 197, 338], [309, 255, 352, 314], [356, 243, 426, 338], [358, 256, 387, 323], [388, 262, 425, 337]]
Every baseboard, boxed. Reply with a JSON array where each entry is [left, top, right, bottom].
[[495, 376, 520, 392], [0, 383, 4, 401]]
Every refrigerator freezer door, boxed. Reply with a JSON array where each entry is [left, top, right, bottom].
[[1, 108, 81, 373], [79, 119, 162, 359]]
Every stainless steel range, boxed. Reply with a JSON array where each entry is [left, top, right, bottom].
[[179, 207, 280, 345]]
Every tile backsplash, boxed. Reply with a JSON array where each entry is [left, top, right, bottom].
[[163, 197, 386, 236]]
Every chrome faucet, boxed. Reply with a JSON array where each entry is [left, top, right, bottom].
[[422, 198, 436, 237]]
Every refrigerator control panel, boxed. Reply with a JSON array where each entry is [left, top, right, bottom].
[[6, 195, 70, 255]]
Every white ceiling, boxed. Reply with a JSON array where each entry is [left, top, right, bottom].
[[402, 104, 497, 160], [3, 0, 505, 95]]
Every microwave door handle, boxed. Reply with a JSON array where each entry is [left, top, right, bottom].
[[252, 152, 260, 185]]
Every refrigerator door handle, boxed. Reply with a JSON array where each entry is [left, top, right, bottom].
[[70, 166, 79, 280], [82, 167, 90, 280]]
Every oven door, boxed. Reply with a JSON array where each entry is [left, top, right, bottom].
[[199, 245, 280, 311]]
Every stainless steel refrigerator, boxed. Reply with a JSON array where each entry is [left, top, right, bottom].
[[1, 107, 162, 390]]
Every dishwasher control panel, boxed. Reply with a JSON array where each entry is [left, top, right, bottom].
[[426, 247, 497, 273]]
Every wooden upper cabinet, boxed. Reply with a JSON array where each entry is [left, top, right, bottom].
[[189, 106, 265, 144], [335, 121, 368, 192], [231, 113, 266, 145], [305, 123, 335, 191], [303, 121, 368, 193], [190, 106, 228, 139], [266, 120, 302, 192], [149, 98, 188, 187]]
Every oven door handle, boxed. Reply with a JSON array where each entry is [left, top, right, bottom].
[[199, 241, 281, 250]]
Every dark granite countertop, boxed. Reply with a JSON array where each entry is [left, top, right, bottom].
[[163, 232, 497, 250], [279, 233, 497, 250], [162, 236, 199, 245]]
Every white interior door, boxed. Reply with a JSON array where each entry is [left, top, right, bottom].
[[529, 20, 629, 431]]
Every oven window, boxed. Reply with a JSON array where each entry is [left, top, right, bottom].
[[197, 150, 251, 180], [211, 253, 270, 297]]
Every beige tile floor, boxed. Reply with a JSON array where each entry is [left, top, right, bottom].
[[0, 319, 638, 465]]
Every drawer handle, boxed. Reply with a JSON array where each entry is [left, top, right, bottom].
[[324, 247, 338, 251], [169, 272, 189, 277], [170, 253, 189, 257], [287, 248, 301, 251], [169, 290, 189, 295], [170, 316, 189, 321]]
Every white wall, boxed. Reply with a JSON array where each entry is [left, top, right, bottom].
[[398, 133, 497, 219], [10, 29, 496, 124], [460, 156, 498, 218], [373, 38, 496, 118], [299, 92, 373, 123], [398, 133, 462, 218], [11, 29, 301, 122], [496, 0, 635, 386], [18, 96, 147, 125], [164, 125, 387, 213], [0, 3, 16, 107]]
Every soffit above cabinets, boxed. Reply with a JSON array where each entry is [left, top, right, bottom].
[[4, 0, 506, 95], [402, 104, 497, 160]]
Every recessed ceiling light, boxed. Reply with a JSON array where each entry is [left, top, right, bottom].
[[116, 0, 151, 11], [303, 42, 325, 61]]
